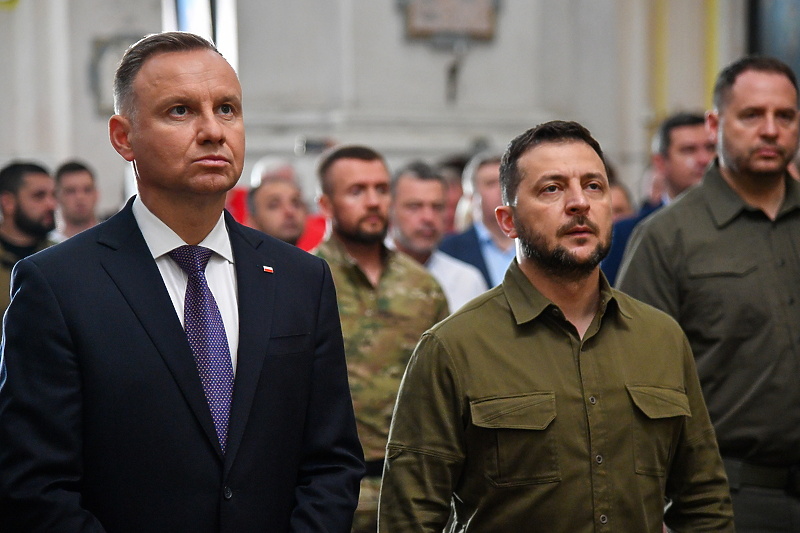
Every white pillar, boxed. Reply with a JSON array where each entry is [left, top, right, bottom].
[[48, 0, 72, 161]]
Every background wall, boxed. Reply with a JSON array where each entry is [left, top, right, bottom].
[[0, 0, 748, 215]]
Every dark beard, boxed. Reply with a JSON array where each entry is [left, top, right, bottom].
[[15, 208, 55, 240], [334, 221, 387, 245], [516, 214, 610, 281]]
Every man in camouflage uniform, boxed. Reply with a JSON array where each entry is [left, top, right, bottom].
[[313, 145, 448, 532]]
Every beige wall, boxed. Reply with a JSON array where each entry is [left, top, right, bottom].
[[0, 0, 748, 213]]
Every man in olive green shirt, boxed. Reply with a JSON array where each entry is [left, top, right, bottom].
[[379, 121, 733, 532], [619, 56, 800, 530], [313, 145, 448, 532]]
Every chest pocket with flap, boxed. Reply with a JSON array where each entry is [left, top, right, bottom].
[[627, 385, 690, 477], [470, 392, 560, 486]]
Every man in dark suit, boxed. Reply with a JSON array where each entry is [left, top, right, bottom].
[[600, 112, 715, 285], [0, 32, 363, 532], [439, 152, 514, 287]]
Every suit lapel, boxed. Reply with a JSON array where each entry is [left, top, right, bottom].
[[97, 202, 222, 456], [223, 216, 277, 471]]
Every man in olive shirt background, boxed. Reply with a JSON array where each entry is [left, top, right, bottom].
[[379, 120, 733, 532], [312, 145, 449, 532], [618, 56, 800, 531]]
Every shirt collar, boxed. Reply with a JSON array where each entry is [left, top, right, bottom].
[[323, 233, 393, 267], [132, 195, 234, 263], [473, 220, 493, 244], [704, 158, 800, 227], [503, 259, 631, 325], [502, 260, 623, 326]]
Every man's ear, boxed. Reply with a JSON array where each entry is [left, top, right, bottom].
[[705, 110, 720, 144], [495, 205, 518, 239], [0, 191, 16, 217], [318, 193, 332, 219], [109, 115, 135, 162], [652, 152, 667, 177]]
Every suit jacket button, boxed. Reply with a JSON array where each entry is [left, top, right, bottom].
[[223, 486, 233, 500]]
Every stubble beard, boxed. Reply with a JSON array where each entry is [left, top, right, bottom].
[[391, 225, 438, 258], [64, 210, 94, 227], [723, 139, 792, 181], [515, 214, 610, 281]]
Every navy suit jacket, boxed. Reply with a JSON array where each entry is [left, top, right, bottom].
[[0, 200, 364, 532], [439, 225, 492, 287]]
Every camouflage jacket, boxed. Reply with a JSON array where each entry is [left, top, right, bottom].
[[314, 235, 449, 461]]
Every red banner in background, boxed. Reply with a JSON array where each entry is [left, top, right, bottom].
[[225, 187, 249, 225]]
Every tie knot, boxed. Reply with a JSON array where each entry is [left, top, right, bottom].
[[169, 245, 213, 275]]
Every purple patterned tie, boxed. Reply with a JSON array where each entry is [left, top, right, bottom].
[[169, 245, 234, 453]]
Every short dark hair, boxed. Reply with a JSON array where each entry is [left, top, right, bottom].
[[316, 145, 387, 195], [652, 112, 706, 156], [114, 32, 221, 117], [713, 55, 798, 111], [499, 120, 606, 206], [391, 161, 445, 195], [55, 160, 95, 186], [0, 161, 51, 196]]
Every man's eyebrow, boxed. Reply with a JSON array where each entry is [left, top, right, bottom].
[[582, 171, 606, 180]]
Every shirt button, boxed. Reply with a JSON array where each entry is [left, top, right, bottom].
[[223, 486, 233, 500], [589, 396, 597, 405], [595, 454, 603, 464], [779, 258, 786, 266], [599, 514, 608, 524], [790, 297, 796, 306]]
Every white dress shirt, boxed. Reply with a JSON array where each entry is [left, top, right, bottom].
[[426, 250, 488, 312], [132, 196, 239, 372]]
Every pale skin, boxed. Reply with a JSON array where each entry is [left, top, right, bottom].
[[56, 170, 99, 238], [610, 184, 633, 221], [109, 48, 245, 245], [495, 141, 612, 338], [706, 70, 800, 221], [389, 175, 447, 264], [652, 124, 715, 200], [319, 158, 391, 287], [248, 180, 306, 244], [474, 161, 514, 251]]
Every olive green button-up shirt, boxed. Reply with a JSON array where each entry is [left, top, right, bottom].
[[618, 160, 800, 466], [379, 261, 733, 532]]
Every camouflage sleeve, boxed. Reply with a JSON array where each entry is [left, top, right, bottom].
[[433, 283, 449, 322]]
